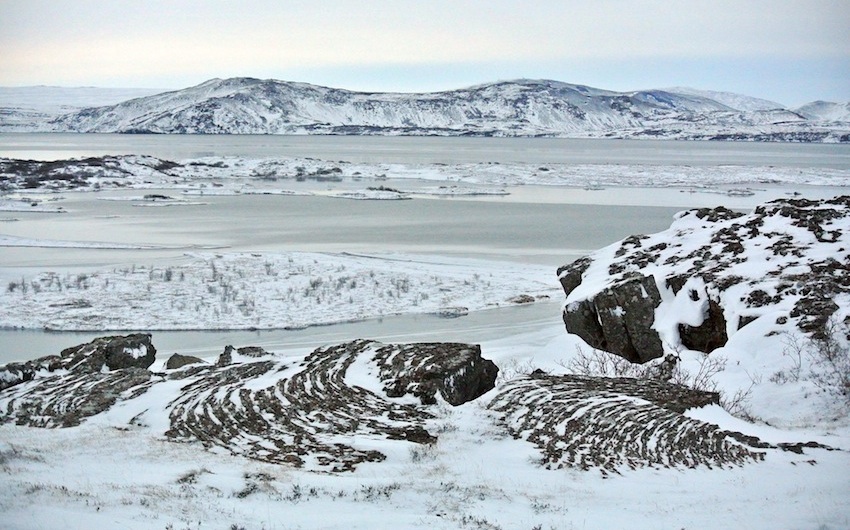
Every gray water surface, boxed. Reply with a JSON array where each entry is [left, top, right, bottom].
[[2, 133, 849, 167]]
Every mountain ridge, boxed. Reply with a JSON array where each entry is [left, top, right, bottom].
[[3, 78, 848, 141]]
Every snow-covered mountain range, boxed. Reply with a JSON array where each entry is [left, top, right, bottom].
[[2, 78, 848, 141]]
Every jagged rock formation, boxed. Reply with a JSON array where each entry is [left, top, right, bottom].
[[489, 371, 762, 473], [0, 337, 497, 471], [0, 334, 155, 392], [33, 78, 847, 141], [0, 334, 156, 426], [558, 196, 850, 362], [165, 353, 204, 370], [371, 342, 498, 406], [560, 269, 665, 363]]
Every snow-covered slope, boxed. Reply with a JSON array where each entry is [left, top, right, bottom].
[[0, 86, 164, 131], [794, 100, 850, 123], [558, 196, 850, 427], [41, 77, 847, 141], [665, 87, 786, 111]]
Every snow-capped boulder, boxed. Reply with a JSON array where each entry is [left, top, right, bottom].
[[57, 333, 157, 371], [558, 197, 850, 363]]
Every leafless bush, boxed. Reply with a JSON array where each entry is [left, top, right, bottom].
[[808, 317, 850, 402], [771, 332, 805, 384], [669, 353, 726, 394], [771, 318, 850, 403], [495, 358, 538, 384], [562, 345, 652, 378]]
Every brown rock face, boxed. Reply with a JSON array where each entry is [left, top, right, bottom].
[[57, 333, 157, 371], [372, 342, 498, 405], [166, 353, 205, 370], [563, 273, 665, 364]]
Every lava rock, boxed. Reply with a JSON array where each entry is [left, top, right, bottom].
[[166, 353, 205, 370], [58, 333, 156, 371], [563, 273, 664, 363]]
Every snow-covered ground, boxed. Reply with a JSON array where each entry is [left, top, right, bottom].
[[1, 153, 849, 529], [0, 326, 847, 530], [0, 252, 556, 330]]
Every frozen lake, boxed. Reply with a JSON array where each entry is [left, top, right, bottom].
[[2, 133, 849, 167], [1, 134, 848, 362]]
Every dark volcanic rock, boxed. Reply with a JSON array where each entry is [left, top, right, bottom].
[[490, 372, 760, 472], [1, 337, 496, 471], [0, 334, 157, 426], [563, 273, 664, 363], [217, 344, 274, 366], [679, 298, 729, 353], [558, 197, 850, 365], [0, 334, 156, 392], [557, 256, 591, 297], [58, 333, 156, 371], [166, 353, 205, 370], [372, 343, 498, 405]]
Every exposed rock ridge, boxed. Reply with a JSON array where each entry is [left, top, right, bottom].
[[0, 334, 155, 392], [489, 372, 763, 473], [558, 196, 850, 362], [0, 337, 496, 472]]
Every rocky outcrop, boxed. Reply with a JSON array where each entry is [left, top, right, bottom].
[[371, 343, 498, 405], [562, 273, 664, 363], [490, 371, 761, 472], [58, 333, 157, 371], [0, 334, 155, 392], [559, 196, 850, 363], [165, 353, 204, 370], [0, 336, 496, 471], [216, 344, 275, 366]]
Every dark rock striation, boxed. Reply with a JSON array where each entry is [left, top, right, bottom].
[[0, 334, 155, 392], [490, 371, 762, 473], [371, 342, 498, 405], [0, 336, 495, 471]]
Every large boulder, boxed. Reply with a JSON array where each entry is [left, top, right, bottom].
[[372, 342, 499, 405], [58, 333, 157, 371], [557, 196, 850, 367], [563, 273, 664, 363], [166, 353, 205, 370]]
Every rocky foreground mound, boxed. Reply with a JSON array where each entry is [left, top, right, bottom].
[[558, 196, 850, 364], [490, 371, 764, 473], [1, 334, 817, 472], [0, 335, 497, 471]]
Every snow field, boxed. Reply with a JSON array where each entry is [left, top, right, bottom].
[[0, 252, 556, 331]]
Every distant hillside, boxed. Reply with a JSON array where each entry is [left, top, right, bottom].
[[794, 101, 850, 123], [0, 86, 164, 131], [3, 78, 848, 141], [664, 87, 786, 112]]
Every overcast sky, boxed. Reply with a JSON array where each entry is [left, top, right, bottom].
[[1, 0, 848, 106]]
